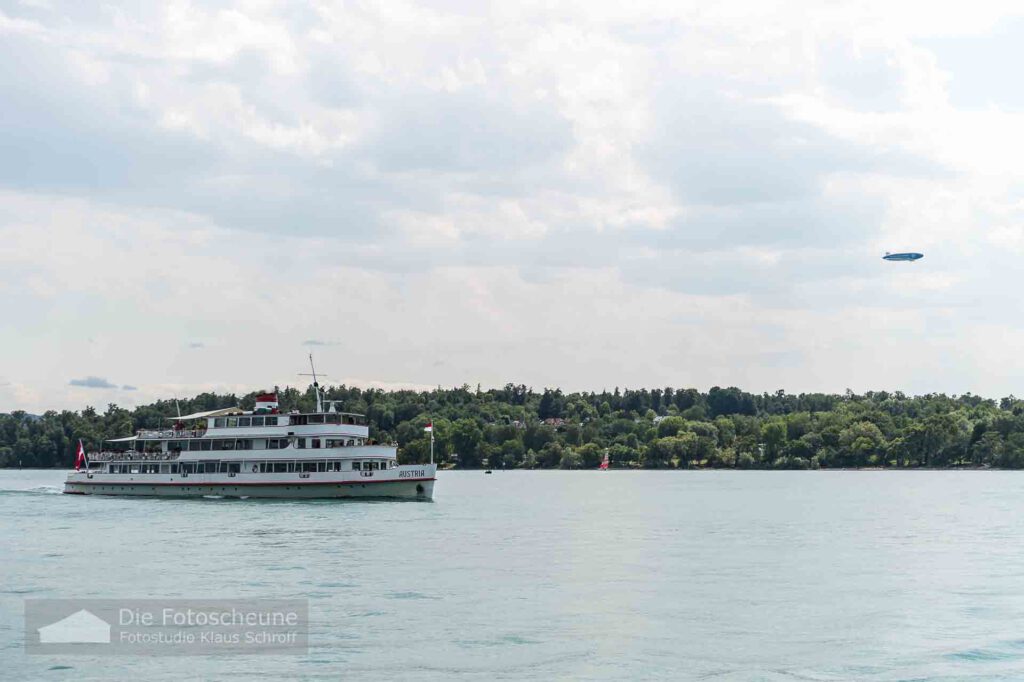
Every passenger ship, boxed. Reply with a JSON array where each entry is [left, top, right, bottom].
[[63, 389, 436, 500]]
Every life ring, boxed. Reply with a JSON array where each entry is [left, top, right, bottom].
[[252, 465, 258, 473]]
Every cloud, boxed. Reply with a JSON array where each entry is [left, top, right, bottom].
[[4, 1, 1024, 413], [121, 385, 138, 391], [364, 89, 572, 174], [69, 376, 117, 389]]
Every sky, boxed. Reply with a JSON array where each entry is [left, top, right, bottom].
[[2, 1, 1024, 413]]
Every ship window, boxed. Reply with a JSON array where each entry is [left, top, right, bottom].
[[238, 417, 251, 427], [251, 416, 264, 427], [268, 439, 279, 449], [311, 439, 321, 449], [227, 417, 238, 428], [273, 462, 287, 473], [296, 438, 305, 449], [326, 413, 340, 425], [214, 418, 226, 428], [171, 464, 178, 474], [309, 415, 324, 425], [236, 439, 252, 450], [219, 440, 235, 451], [317, 461, 326, 472], [352, 461, 361, 471], [287, 461, 296, 473]]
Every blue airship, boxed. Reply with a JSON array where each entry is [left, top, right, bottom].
[[883, 252, 924, 262]]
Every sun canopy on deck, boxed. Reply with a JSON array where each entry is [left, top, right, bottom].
[[166, 407, 242, 421], [106, 435, 138, 443]]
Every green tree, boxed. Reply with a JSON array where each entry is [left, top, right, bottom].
[[451, 418, 483, 467], [761, 420, 787, 460]]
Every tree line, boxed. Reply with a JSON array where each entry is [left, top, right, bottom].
[[2, 384, 1024, 469]]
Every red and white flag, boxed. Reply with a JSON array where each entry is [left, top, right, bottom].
[[74, 439, 87, 471], [599, 452, 610, 470], [423, 422, 433, 433]]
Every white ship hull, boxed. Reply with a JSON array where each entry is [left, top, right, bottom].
[[65, 465, 437, 500]]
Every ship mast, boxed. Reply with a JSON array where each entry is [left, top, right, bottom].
[[299, 353, 328, 412]]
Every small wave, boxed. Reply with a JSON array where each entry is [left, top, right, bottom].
[[501, 634, 539, 645], [947, 647, 1020, 662], [0, 485, 63, 496], [386, 591, 438, 600], [1, 587, 44, 595]]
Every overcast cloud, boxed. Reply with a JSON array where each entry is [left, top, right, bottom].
[[2, 0, 1023, 412]]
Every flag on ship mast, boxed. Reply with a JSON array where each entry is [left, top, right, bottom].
[[423, 422, 433, 433], [74, 439, 87, 471]]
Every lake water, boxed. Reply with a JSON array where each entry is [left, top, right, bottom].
[[3, 469, 1024, 680]]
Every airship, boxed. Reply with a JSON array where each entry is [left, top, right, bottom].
[[883, 252, 924, 262]]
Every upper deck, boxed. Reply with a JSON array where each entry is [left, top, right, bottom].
[[136, 411, 368, 440]]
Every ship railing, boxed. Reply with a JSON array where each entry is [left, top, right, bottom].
[[136, 429, 208, 439], [88, 450, 182, 461]]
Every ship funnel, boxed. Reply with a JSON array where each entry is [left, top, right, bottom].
[[254, 391, 279, 414]]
